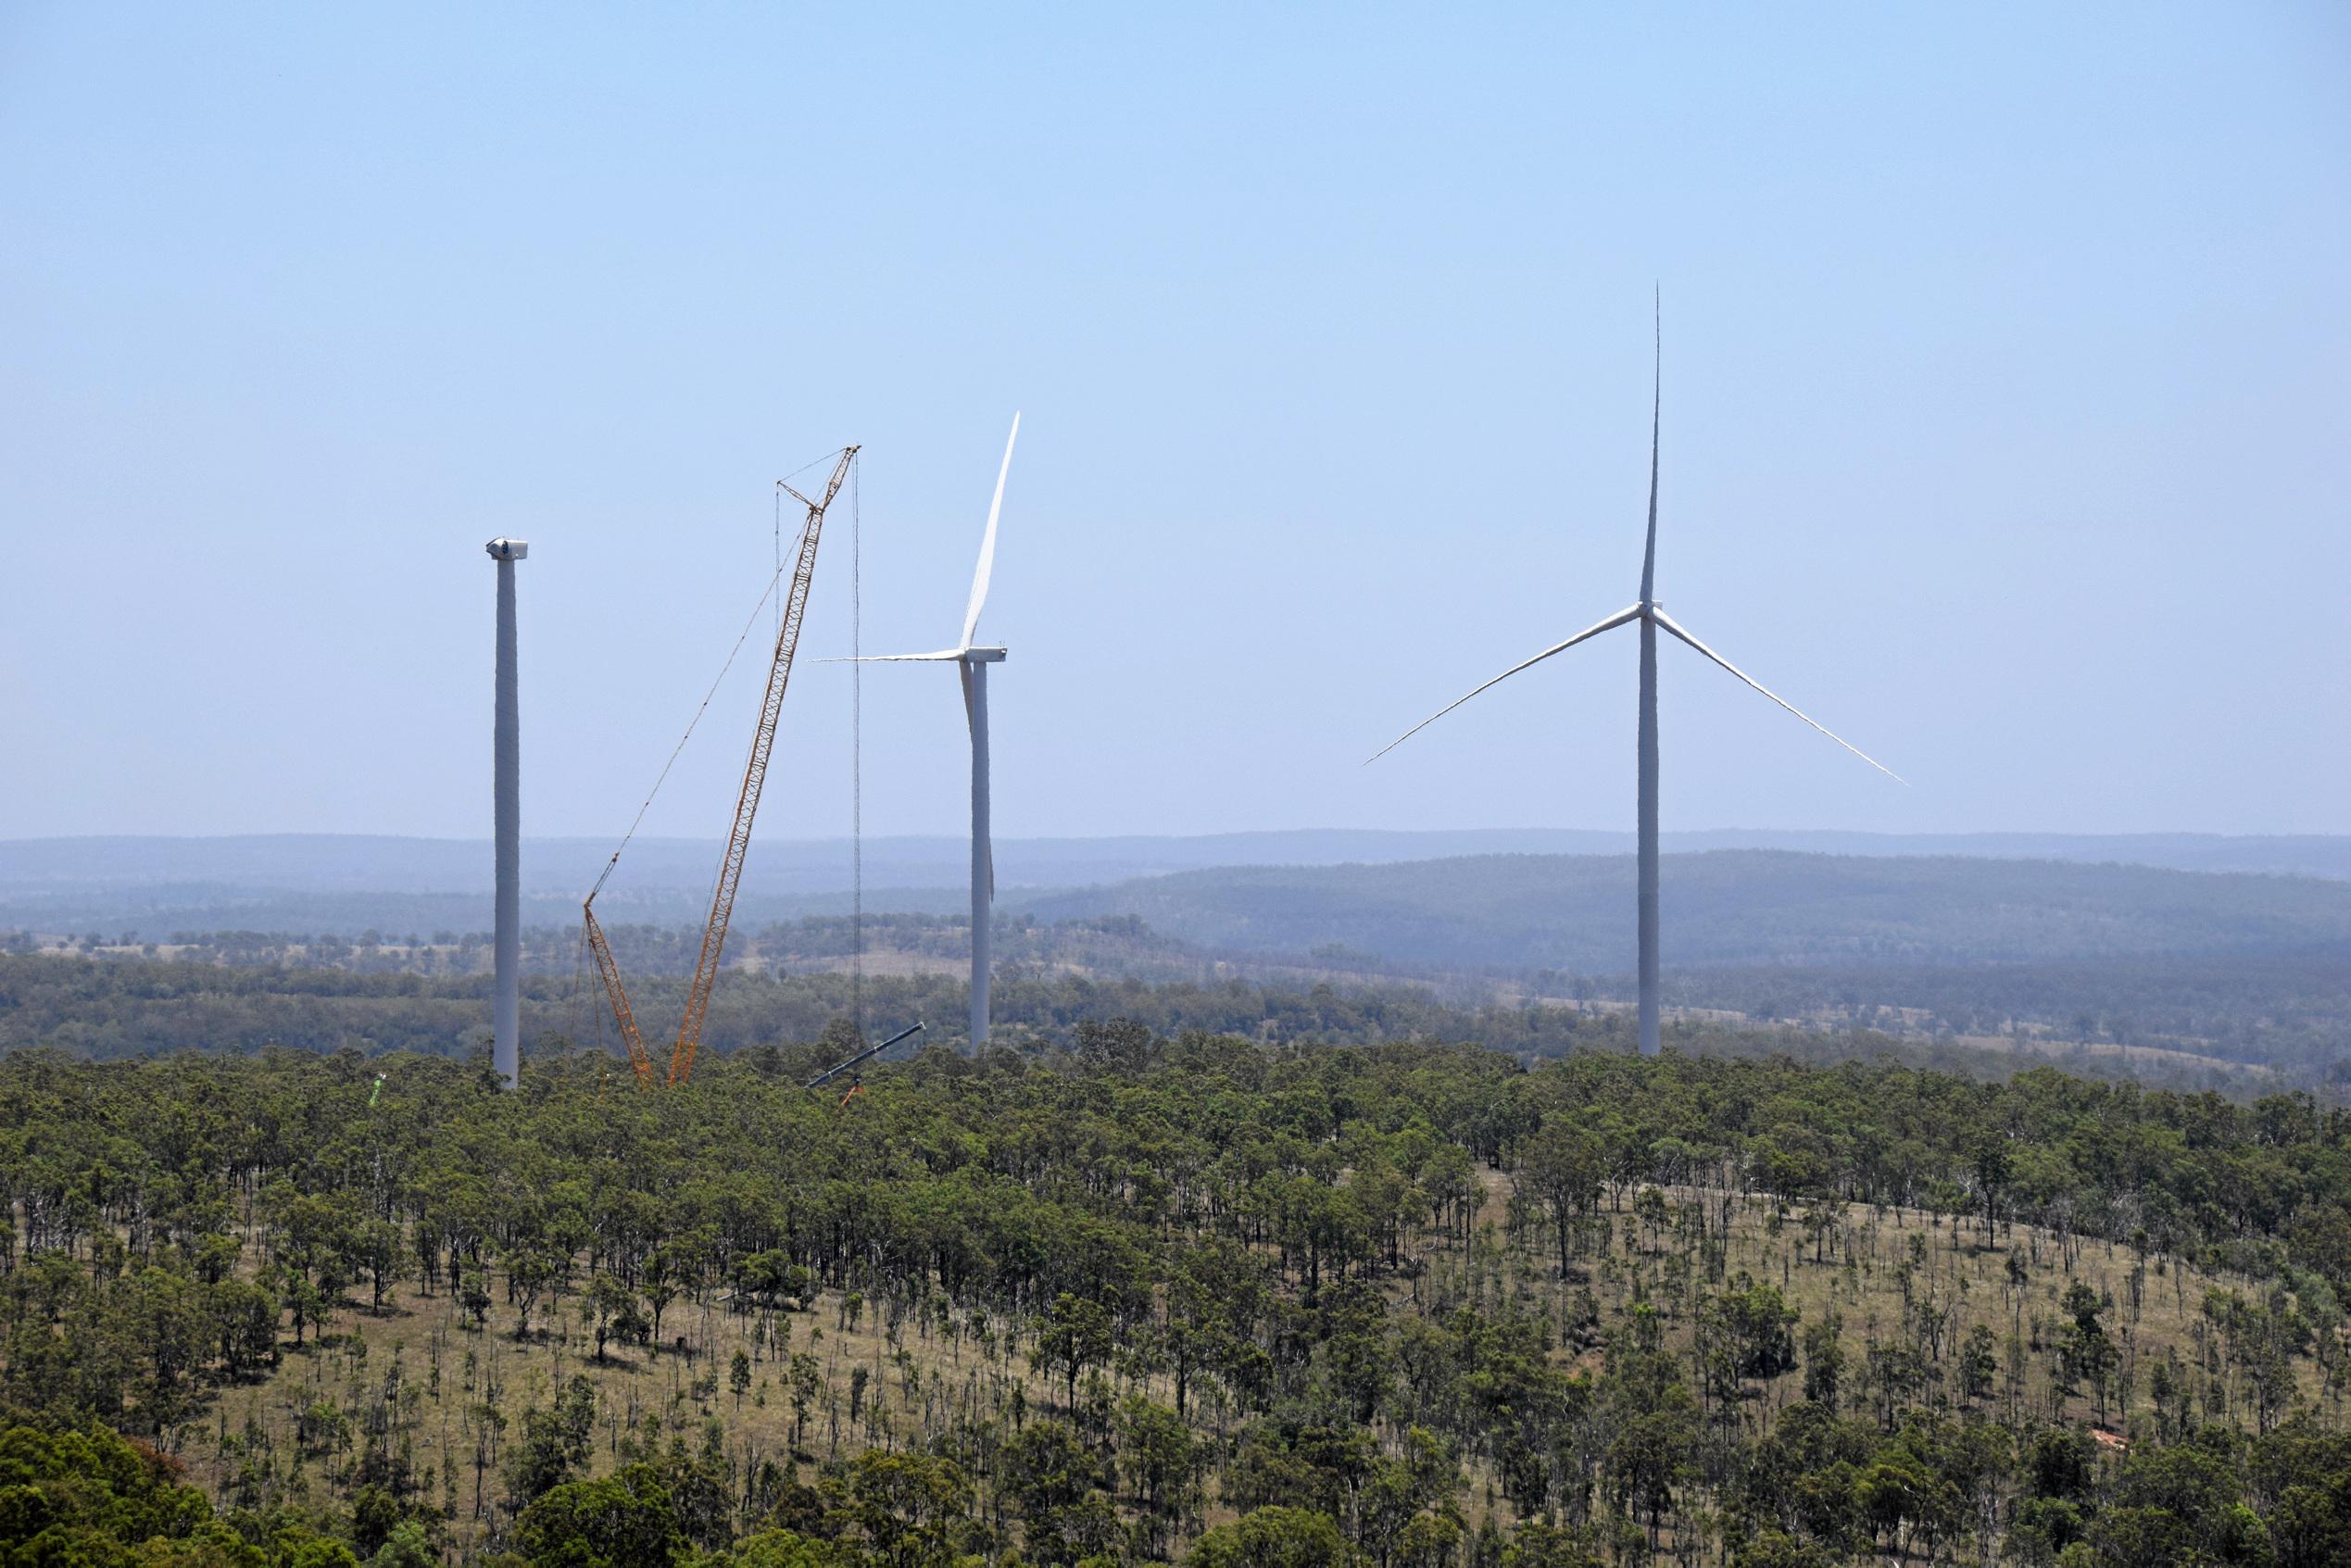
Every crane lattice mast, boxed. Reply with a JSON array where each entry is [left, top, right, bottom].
[[585, 446, 859, 1086]]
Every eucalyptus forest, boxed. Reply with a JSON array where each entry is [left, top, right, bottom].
[[5, 1022, 2349, 1566]]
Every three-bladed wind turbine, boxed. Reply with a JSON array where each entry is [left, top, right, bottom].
[[1369, 317, 1902, 1056], [855, 415, 1019, 1047]]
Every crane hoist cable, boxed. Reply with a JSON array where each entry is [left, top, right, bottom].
[[849, 456, 864, 1040], [584, 446, 859, 1086]]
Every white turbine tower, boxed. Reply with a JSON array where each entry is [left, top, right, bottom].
[[1370, 319, 1901, 1056], [860, 414, 1019, 1047]]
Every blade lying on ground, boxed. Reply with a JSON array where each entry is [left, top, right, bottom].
[[1651, 608, 1905, 783], [1365, 604, 1643, 765], [961, 413, 1021, 651]]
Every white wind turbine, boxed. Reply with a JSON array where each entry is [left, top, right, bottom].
[[1369, 320, 1902, 1055], [858, 414, 1019, 1047]]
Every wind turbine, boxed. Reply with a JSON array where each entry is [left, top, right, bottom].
[[1368, 318, 1901, 1055], [857, 415, 1019, 1047]]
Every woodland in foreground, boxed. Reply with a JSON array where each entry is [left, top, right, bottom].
[[4, 1031, 2350, 1566]]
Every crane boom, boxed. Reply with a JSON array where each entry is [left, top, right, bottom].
[[583, 903, 657, 1086], [670, 446, 856, 1084], [583, 445, 858, 1088]]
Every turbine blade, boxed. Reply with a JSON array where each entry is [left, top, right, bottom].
[[819, 649, 967, 663], [1364, 605, 1642, 764], [960, 413, 1020, 650], [1651, 608, 1905, 783], [1640, 290, 1661, 604]]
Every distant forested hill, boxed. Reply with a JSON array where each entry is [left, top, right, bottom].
[[4, 830, 2346, 938], [1022, 850, 2351, 972]]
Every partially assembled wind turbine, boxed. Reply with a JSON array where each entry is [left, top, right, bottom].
[[1369, 315, 1901, 1056], [856, 415, 1019, 1047]]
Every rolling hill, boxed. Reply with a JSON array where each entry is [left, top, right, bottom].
[[1018, 849, 2351, 972], [3, 829, 2345, 939]]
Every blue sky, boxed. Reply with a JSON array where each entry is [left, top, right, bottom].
[[3, 3, 2346, 846]]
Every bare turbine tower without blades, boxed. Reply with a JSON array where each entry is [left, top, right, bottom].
[[849, 416, 1019, 1047], [485, 537, 529, 1090], [1368, 313, 1902, 1055]]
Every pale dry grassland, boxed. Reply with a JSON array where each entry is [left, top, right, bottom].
[[173, 1167, 2335, 1561]]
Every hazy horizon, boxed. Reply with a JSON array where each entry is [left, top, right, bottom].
[[6, 826, 2347, 917]]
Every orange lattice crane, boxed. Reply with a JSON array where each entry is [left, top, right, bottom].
[[585, 447, 858, 1086]]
